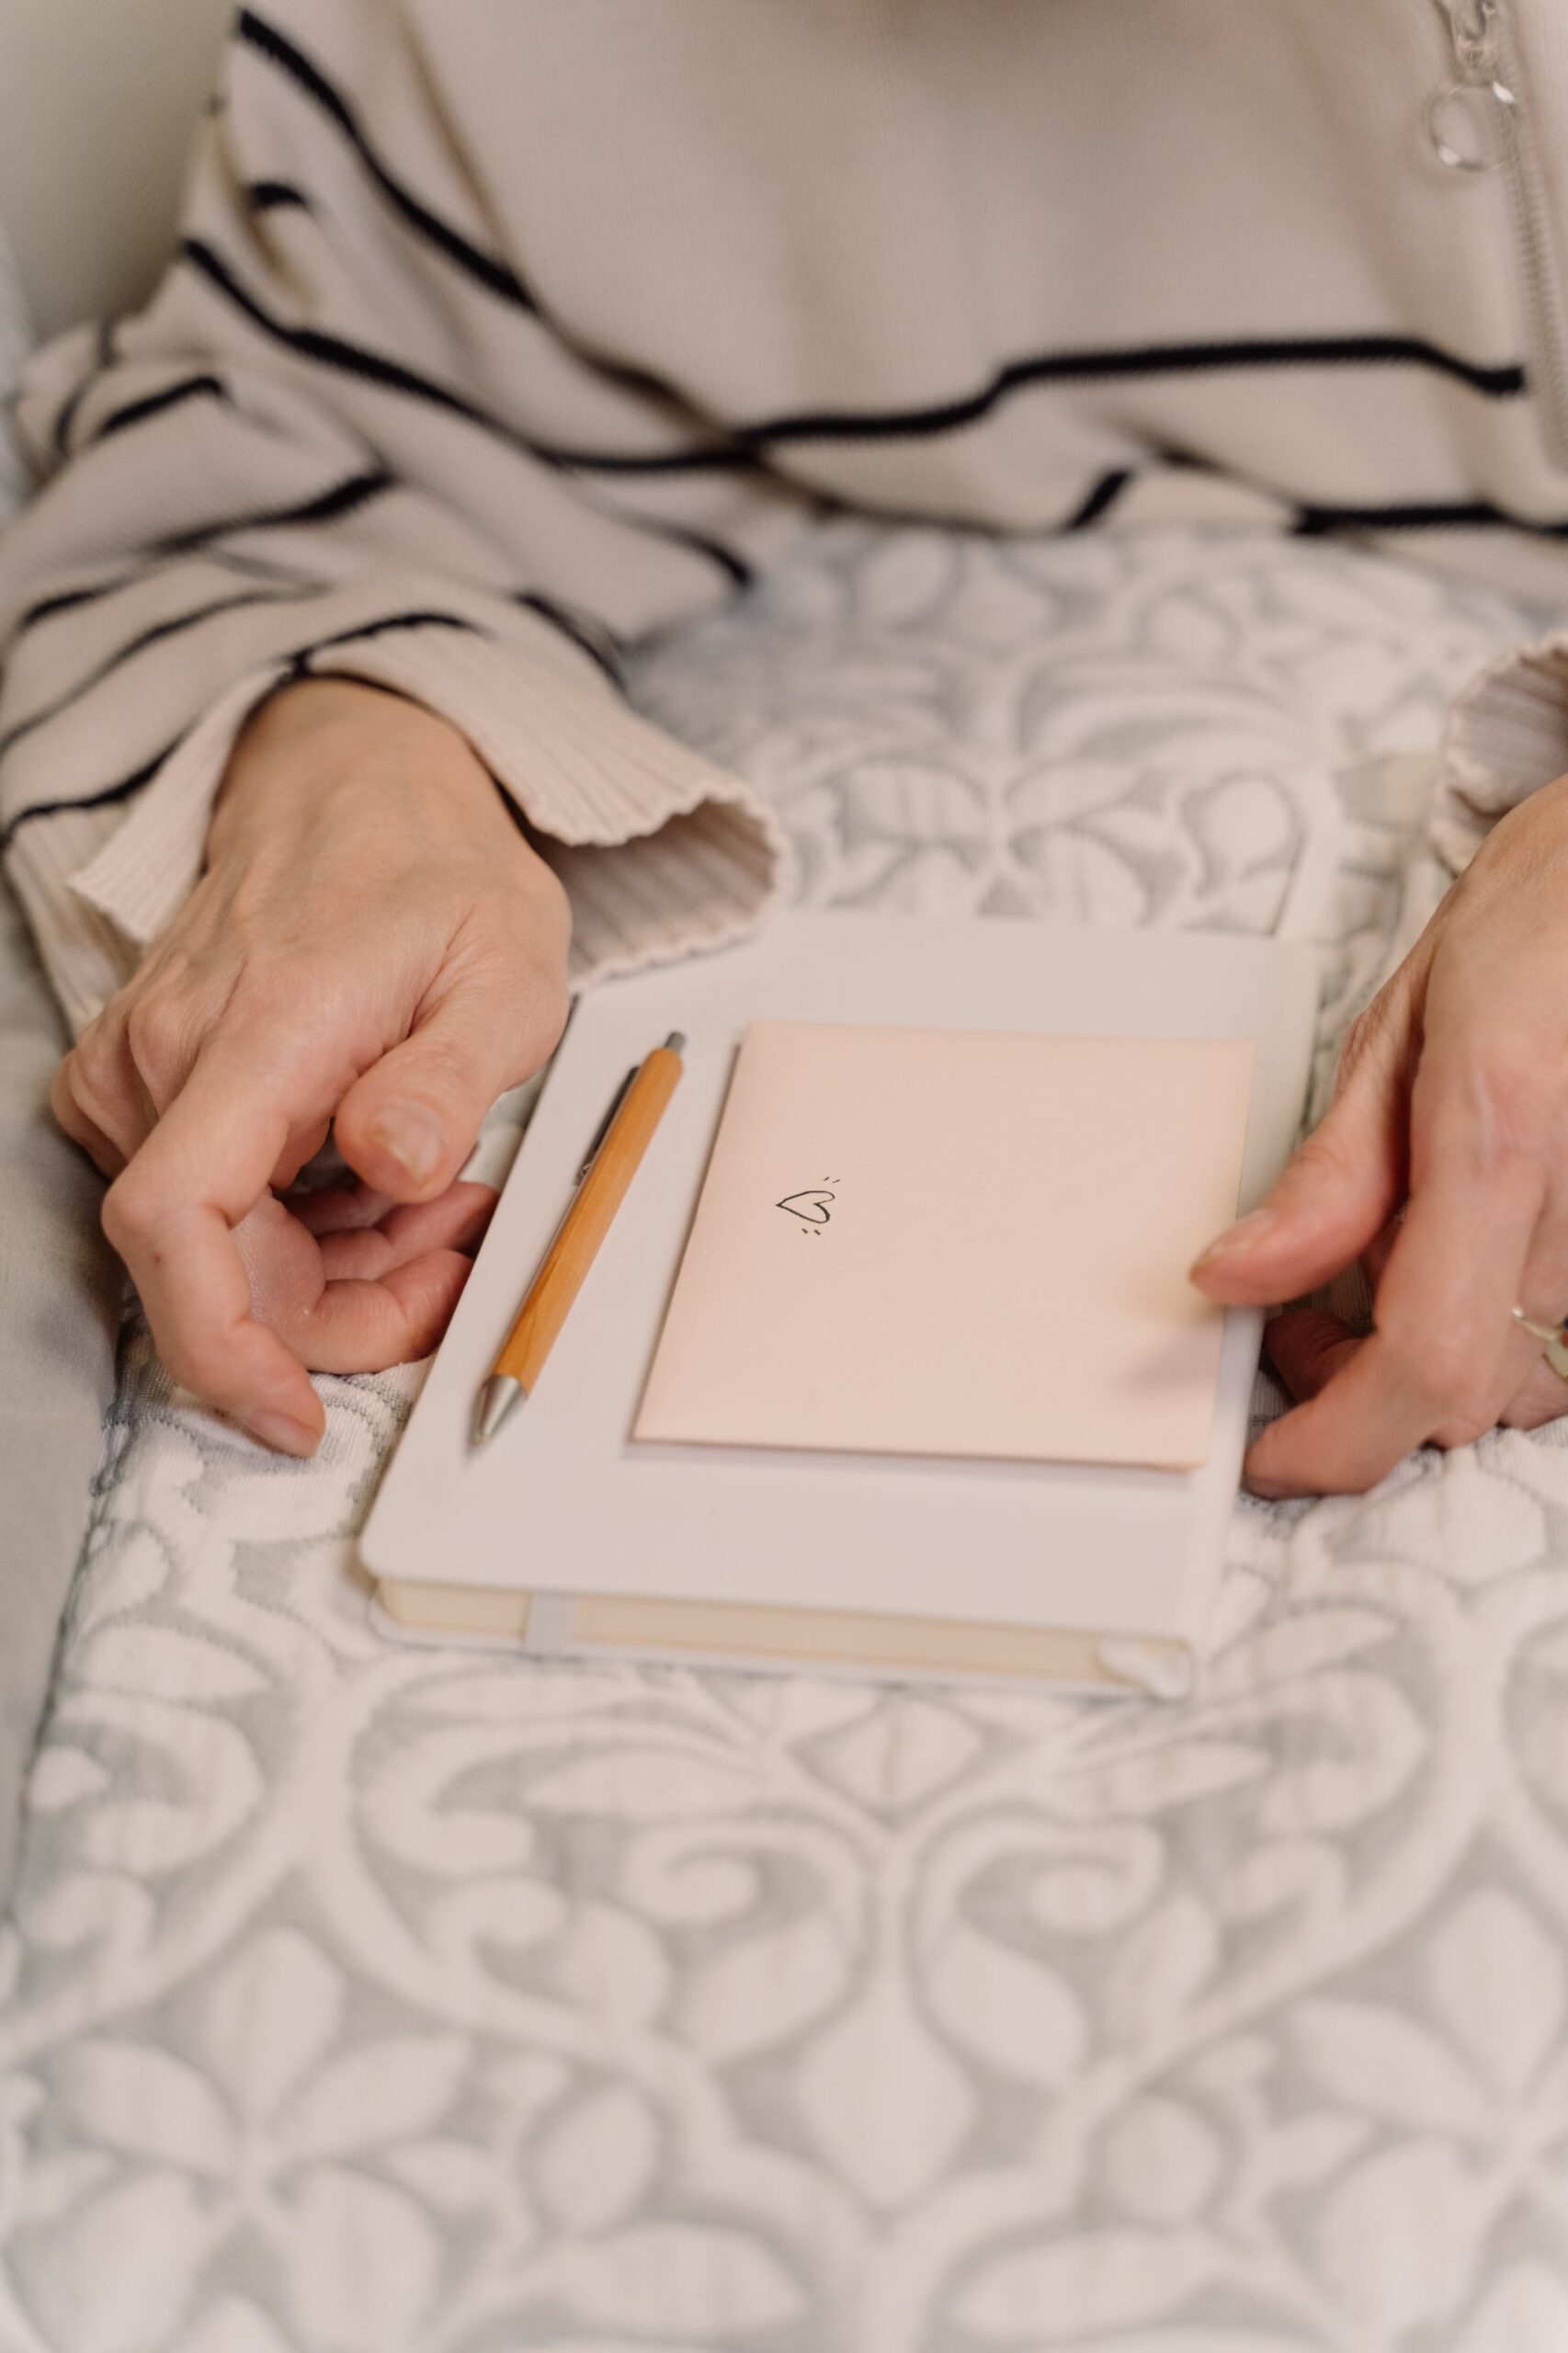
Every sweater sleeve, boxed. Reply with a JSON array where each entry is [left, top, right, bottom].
[[1434, 631, 1568, 875], [0, 1, 797, 1035]]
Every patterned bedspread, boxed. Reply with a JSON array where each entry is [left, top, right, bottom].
[[5, 523, 1568, 2353]]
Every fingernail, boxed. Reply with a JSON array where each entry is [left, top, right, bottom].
[[1191, 1207, 1278, 1271], [367, 1101, 443, 1185], [245, 1408, 319, 1458]]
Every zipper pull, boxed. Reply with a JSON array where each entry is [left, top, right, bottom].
[[1429, 0, 1517, 171]]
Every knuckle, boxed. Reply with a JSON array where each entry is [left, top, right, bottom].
[[225, 961, 300, 1028], [123, 989, 194, 1092], [59, 1041, 128, 1144], [1334, 1008, 1376, 1090], [1505, 1385, 1568, 1431], [1278, 1119, 1359, 1204], [66, 1011, 118, 1092], [1379, 1319, 1494, 1425], [50, 1054, 83, 1129], [497, 859, 571, 962], [1335, 988, 1398, 1094], [1435, 1035, 1559, 1165], [1481, 1060, 1553, 1154], [100, 1168, 162, 1255], [449, 937, 570, 1086], [506, 932, 571, 1049], [1429, 1408, 1497, 1450], [159, 1338, 226, 1404], [1291, 1124, 1355, 1184], [406, 1027, 482, 1104]]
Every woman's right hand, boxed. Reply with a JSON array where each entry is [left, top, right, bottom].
[[51, 676, 571, 1456]]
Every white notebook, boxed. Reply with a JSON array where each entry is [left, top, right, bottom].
[[361, 912, 1318, 1699]]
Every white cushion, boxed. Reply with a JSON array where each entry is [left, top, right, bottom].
[[0, 0, 231, 345], [0, 220, 30, 524]]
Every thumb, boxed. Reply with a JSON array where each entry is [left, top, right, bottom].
[[335, 975, 563, 1201], [1190, 984, 1414, 1305]]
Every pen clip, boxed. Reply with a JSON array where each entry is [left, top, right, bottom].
[[574, 1065, 636, 1184]]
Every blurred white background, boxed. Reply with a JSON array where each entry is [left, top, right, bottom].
[[0, 0, 230, 340]]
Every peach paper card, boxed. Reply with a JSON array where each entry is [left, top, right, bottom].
[[633, 1021, 1256, 1470]]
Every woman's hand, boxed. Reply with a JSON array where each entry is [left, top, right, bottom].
[[1193, 771, 1568, 1495], [52, 678, 570, 1456]]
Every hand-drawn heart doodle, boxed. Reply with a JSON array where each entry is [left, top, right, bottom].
[[778, 1189, 835, 1225]]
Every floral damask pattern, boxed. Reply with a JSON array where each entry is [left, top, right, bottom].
[[5, 524, 1568, 2352]]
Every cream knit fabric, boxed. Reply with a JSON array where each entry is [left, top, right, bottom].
[[9, 0, 1568, 1029]]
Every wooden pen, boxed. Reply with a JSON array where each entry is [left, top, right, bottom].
[[470, 1031, 685, 1447]]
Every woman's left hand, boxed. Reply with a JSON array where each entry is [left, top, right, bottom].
[[1191, 770, 1568, 1496]]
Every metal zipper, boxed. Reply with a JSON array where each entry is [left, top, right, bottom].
[[1430, 0, 1568, 466]]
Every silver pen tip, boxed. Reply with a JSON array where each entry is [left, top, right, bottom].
[[664, 1030, 686, 1055], [471, 1374, 526, 1449]]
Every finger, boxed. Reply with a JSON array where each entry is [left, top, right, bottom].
[[1192, 974, 1414, 1306], [1360, 1213, 1403, 1294], [288, 1181, 403, 1238], [1500, 1355, 1568, 1431], [270, 1116, 333, 1192], [334, 961, 565, 1203], [295, 1249, 477, 1374], [1501, 1175, 1568, 1431], [1244, 1086, 1540, 1495], [1259, 1308, 1363, 1405], [51, 1063, 127, 1180], [101, 1029, 329, 1451], [315, 1181, 495, 1281], [53, 1023, 154, 1174], [289, 1176, 495, 1247]]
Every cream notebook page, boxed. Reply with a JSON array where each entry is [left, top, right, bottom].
[[634, 1022, 1255, 1471]]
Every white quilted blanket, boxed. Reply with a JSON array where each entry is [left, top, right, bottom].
[[5, 523, 1568, 2353]]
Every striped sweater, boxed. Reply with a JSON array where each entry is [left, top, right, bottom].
[[8, 0, 1568, 1032]]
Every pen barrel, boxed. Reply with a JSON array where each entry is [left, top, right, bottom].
[[495, 1045, 683, 1395]]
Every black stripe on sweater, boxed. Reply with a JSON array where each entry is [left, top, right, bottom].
[[148, 464, 394, 560], [50, 320, 117, 462], [515, 592, 623, 688], [298, 608, 483, 658], [95, 373, 230, 445], [0, 586, 318, 760], [302, 597, 632, 687], [730, 336, 1528, 452], [17, 582, 116, 632], [237, 10, 536, 313], [14, 548, 310, 642], [0, 609, 486, 850], [248, 178, 313, 214], [1064, 466, 1135, 531], [650, 523, 753, 588], [529, 438, 773, 478], [1293, 494, 1568, 538], [183, 229, 1525, 482], [0, 741, 181, 853], [185, 235, 519, 439], [234, 10, 747, 445], [182, 239, 755, 585], [9, 475, 387, 644], [1143, 440, 1568, 543]]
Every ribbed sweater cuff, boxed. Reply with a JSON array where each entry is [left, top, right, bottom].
[[1436, 631, 1568, 869], [68, 620, 790, 990]]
